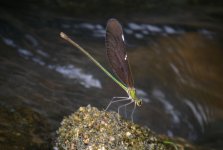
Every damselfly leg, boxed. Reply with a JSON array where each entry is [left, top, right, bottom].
[[117, 99, 136, 121], [105, 97, 137, 121], [105, 97, 129, 111]]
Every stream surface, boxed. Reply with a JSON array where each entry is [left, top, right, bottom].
[[0, 7, 223, 150]]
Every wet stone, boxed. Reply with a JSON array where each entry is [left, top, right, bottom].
[[56, 105, 183, 150]]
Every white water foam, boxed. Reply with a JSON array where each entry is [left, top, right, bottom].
[[50, 64, 102, 89], [152, 89, 180, 123]]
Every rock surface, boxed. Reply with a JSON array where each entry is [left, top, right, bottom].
[[56, 105, 189, 150]]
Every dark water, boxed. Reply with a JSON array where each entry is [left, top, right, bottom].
[[0, 9, 223, 149]]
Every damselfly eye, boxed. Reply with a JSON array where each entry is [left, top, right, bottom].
[[137, 100, 142, 106]]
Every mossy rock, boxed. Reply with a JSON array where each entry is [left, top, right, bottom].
[[56, 105, 190, 150]]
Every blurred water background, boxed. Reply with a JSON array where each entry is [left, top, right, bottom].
[[0, 0, 223, 149]]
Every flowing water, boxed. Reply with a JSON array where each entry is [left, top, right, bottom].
[[0, 10, 223, 149]]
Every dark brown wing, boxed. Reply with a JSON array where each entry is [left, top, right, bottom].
[[105, 18, 134, 88]]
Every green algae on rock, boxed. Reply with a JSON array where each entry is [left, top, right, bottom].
[[56, 105, 183, 150]]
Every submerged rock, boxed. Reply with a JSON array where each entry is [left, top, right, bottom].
[[56, 105, 192, 150], [0, 106, 52, 149]]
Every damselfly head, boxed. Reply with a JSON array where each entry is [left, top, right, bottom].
[[136, 99, 142, 106]]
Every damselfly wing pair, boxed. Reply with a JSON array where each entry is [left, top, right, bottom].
[[60, 18, 142, 121]]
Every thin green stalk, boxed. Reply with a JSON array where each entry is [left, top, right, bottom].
[[163, 140, 179, 150]]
